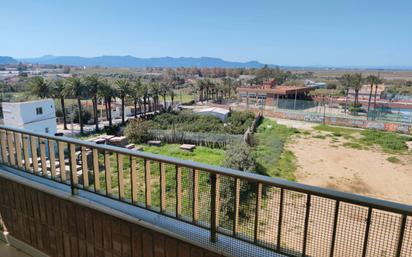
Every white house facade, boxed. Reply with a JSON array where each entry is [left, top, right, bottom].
[[2, 99, 57, 135]]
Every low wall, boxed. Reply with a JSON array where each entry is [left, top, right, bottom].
[[0, 175, 223, 257], [228, 105, 412, 134]]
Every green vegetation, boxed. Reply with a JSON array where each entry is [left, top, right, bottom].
[[140, 144, 225, 165], [359, 130, 411, 153], [149, 110, 255, 134], [253, 119, 297, 181], [314, 124, 412, 153], [386, 156, 401, 164], [124, 119, 152, 144], [314, 124, 359, 135]]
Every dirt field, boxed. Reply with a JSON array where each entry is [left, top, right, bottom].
[[273, 118, 412, 205]]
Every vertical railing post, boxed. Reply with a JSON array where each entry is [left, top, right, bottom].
[[302, 194, 312, 257], [362, 207, 373, 257], [276, 188, 285, 253], [329, 200, 340, 257], [396, 214, 407, 257], [210, 173, 219, 243]]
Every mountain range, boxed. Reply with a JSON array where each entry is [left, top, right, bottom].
[[0, 56, 18, 65], [17, 55, 269, 68]]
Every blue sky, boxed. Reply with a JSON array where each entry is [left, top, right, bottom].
[[1, 0, 411, 67]]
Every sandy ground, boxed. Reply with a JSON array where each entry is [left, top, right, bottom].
[[274, 118, 412, 205]]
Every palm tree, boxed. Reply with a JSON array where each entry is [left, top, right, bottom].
[[366, 75, 380, 112], [351, 73, 363, 106], [115, 79, 131, 124], [373, 75, 383, 110], [130, 78, 143, 118], [98, 79, 116, 127], [159, 82, 168, 110], [64, 77, 85, 134], [340, 74, 352, 113], [51, 79, 68, 130], [27, 76, 50, 98], [84, 76, 100, 131]]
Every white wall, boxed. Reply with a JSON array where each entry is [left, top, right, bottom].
[[2, 99, 57, 134]]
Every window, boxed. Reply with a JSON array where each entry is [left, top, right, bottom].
[[45, 127, 49, 133], [36, 107, 43, 115]]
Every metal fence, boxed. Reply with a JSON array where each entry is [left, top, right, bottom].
[[150, 129, 243, 148], [243, 98, 412, 125], [0, 125, 411, 257]]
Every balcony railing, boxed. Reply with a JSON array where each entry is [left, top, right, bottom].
[[0, 125, 411, 257]]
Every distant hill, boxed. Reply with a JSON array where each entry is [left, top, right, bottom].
[[0, 56, 18, 65], [19, 55, 270, 68]]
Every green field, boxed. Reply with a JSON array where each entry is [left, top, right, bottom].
[[140, 144, 225, 166]]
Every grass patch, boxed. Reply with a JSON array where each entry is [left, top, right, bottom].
[[386, 156, 401, 164], [342, 142, 364, 150], [140, 144, 225, 166], [313, 134, 326, 139], [254, 119, 297, 180], [359, 130, 411, 153], [314, 124, 360, 135]]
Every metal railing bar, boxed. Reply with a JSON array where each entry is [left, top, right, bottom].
[[1, 125, 411, 215], [276, 188, 284, 253], [210, 173, 218, 243], [302, 194, 311, 257], [329, 200, 340, 257], [233, 177, 240, 237], [254, 183, 262, 244], [176, 165, 182, 217], [362, 207, 373, 257], [396, 214, 407, 257], [192, 168, 199, 223]]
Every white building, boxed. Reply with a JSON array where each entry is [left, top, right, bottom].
[[193, 107, 230, 121], [2, 99, 57, 134]]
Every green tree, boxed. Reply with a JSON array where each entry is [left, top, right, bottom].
[[51, 79, 68, 130], [84, 76, 101, 131], [130, 78, 143, 118], [64, 77, 85, 134], [98, 79, 116, 127], [27, 76, 50, 98], [115, 79, 131, 124], [340, 73, 352, 113], [124, 119, 152, 144], [221, 141, 257, 222], [351, 73, 363, 106], [366, 75, 382, 112]]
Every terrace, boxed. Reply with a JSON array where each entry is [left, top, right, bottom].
[[0, 124, 411, 257]]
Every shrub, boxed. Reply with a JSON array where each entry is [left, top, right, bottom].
[[73, 108, 92, 124], [124, 119, 152, 144]]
